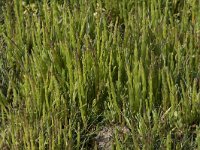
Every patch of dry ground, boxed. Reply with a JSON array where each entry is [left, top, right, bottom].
[[94, 124, 130, 150]]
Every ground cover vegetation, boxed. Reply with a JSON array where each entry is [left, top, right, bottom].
[[0, 0, 200, 149]]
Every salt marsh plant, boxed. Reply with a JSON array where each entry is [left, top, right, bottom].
[[0, 0, 200, 149]]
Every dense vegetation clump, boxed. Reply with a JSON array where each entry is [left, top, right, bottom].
[[0, 0, 200, 149]]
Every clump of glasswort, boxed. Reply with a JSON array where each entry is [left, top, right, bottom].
[[0, 0, 199, 149]]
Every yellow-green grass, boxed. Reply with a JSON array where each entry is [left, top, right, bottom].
[[0, 0, 200, 149]]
